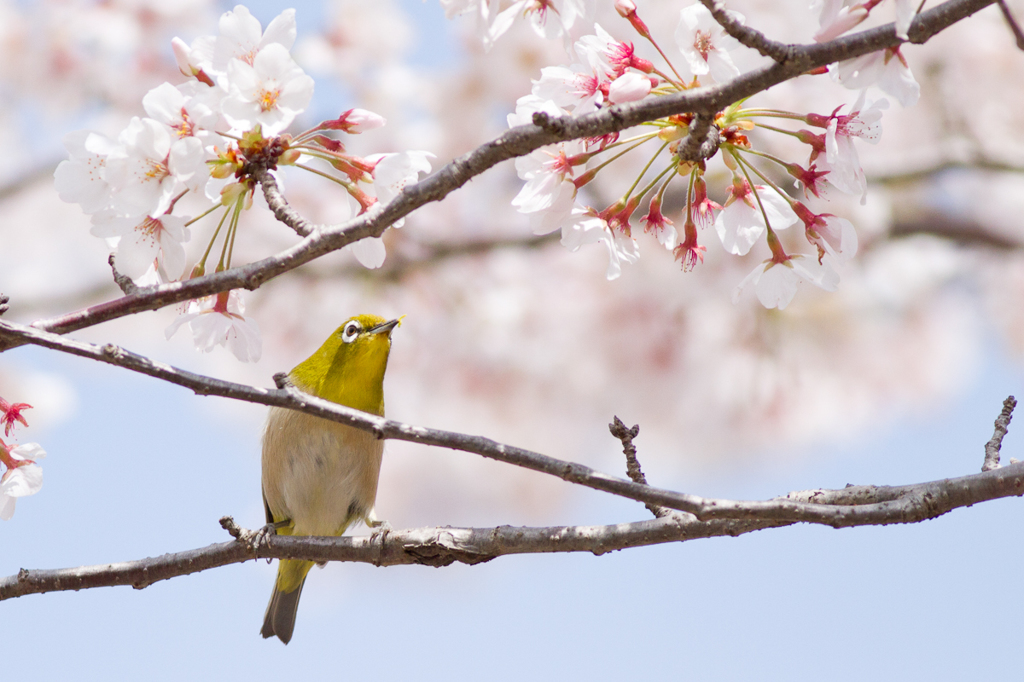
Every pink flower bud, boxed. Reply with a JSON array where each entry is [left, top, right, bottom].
[[325, 108, 387, 134]]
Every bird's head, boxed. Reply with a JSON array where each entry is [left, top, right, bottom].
[[290, 314, 402, 415]]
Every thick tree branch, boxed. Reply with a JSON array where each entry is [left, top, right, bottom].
[[0, 0, 991, 352], [0, 516, 782, 600]]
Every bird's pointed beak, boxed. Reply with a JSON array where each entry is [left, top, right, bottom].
[[368, 316, 403, 336]]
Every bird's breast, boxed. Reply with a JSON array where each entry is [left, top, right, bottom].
[[261, 407, 384, 537]]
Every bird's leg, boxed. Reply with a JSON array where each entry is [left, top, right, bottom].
[[365, 508, 392, 533], [364, 509, 392, 565], [253, 519, 291, 553]]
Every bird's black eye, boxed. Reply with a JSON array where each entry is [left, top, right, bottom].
[[341, 320, 361, 343]]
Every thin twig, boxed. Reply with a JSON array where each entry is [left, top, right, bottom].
[[697, 0, 794, 63], [610, 416, 672, 518], [108, 254, 138, 296], [983, 395, 1017, 471], [997, 0, 1024, 50], [256, 170, 315, 237]]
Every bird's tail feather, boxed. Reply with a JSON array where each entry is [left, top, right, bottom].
[[261, 559, 314, 644]]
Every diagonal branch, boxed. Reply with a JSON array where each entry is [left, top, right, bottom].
[[0, 0, 991, 350], [1, 319, 1021, 529], [0, 516, 786, 600]]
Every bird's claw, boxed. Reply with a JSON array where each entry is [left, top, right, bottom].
[[251, 520, 288, 554]]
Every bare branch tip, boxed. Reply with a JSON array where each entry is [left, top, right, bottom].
[[107, 254, 138, 296], [998, 0, 1024, 51], [219, 515, 243, 539], [608, 415, 640, 442], [608, 415, 671, 518], [982, 395, 1017, 472]]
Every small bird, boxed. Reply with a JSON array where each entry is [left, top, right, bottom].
[[260, 314, 401, 644]]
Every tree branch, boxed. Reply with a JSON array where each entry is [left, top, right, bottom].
[[0, 0, 991, 351], [4, 444, 1023, 601], [1, 319, 1021, 528], [256, 169, 315, 237]]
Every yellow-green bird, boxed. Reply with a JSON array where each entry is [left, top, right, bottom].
[[260, 314, 401, 644]]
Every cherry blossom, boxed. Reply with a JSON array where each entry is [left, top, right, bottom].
[[489, 0, 587, 48], [733, 253, 840, 309], [607, 71, 652, 104], [165, 291, 262, 363], [640, 194, 678, 250], [0, 442, 47, 521], [212, 5, 297, 74], [675, 3, 745, 83], [833, 47, 919, 107], [562, 207, 639, 280], [814, 2, 868, 43], [793, 202, 859, 262], [0, 398, 31, 437], [221, 43, 314, 136], [172, 35, 216, 85], [507, 96, 586, 232], [894, 0, 917, 39], [142, 81, 224, 144], [327, 192, 387, 270], [324, 108, 387, 134], [439, 0, 497, 47], [367, 150, 433, 205], [90, 212, 192, 281], [673, 216, 704, 271], [813, 0, 915, 42], [53, 130, 120, 215], [810, 95, 888, 201], [512, 139, 586, 215], [690, 175, 721, 230], [104, 117, 207, 218], [714, 180, 798, 256], [532, 65, 605, 114], [575, 24, 652, 79], [531, 25, 652, 114], [349, 238, 388, 269]]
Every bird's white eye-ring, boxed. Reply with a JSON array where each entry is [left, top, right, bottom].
[[341, 320, 362, 343]]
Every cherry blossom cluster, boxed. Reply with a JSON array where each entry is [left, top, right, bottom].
[[505, 0, 920, 309], [0, 397, 45, 521], [54, 5, 431, 362]]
